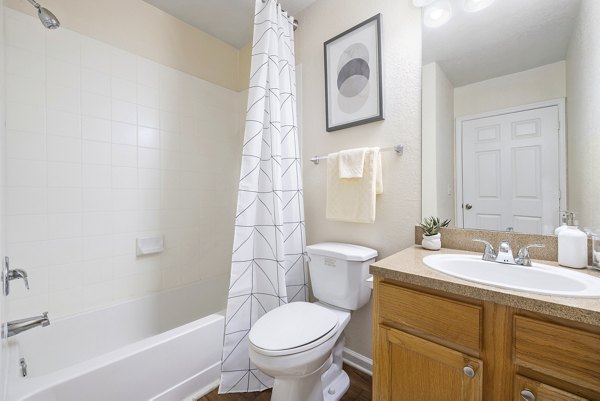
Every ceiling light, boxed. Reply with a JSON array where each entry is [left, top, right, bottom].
[[412, 0, 436, 7], [423, 0, 452, 28], [463, 0, 495, 13]]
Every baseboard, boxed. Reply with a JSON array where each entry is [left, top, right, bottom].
[[342, 348, 373, 376]]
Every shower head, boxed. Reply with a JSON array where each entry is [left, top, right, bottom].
[[26, 0, 60, 29]]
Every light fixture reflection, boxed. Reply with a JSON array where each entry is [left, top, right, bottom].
[[412, 0, 436, 7], [424, 0, 452, 28], [463, 0, 495, 13]]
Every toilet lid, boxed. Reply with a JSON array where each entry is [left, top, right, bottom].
[[249, 302, 338, 352]]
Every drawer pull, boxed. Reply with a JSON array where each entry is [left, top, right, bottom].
[[463, 365, 475, 378], [520, 389, 535, 401]]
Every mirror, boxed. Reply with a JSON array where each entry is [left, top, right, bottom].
[[420, 0, 599, 235]]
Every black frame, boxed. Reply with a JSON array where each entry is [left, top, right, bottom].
[[324, 14, 384, 132]]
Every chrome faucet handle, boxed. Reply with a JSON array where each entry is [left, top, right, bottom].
[[3, 257, 30, 295], [516, 244, 545, 267], [472, 239, 496, 261], [8, 269, 29, 290]]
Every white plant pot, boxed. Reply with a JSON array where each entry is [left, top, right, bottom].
[[422, 233, 441, 251]]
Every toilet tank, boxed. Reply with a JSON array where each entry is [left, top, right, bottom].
[[306, 243, 377, 310]]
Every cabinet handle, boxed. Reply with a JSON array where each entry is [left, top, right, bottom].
[[463, 365, 475, 378], [520, 389, 535, 401]]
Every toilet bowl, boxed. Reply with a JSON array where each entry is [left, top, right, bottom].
[[248, 243, 377, 401], [249, 302, 351, 401]]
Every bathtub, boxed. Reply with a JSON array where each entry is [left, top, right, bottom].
[[6, 276, 229, 401]]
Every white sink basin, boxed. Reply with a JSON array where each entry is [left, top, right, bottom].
[[423, 254, 600, 297]]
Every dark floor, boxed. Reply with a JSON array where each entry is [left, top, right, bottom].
[[198, 364, 372, 401]]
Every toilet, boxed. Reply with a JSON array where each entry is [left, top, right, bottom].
[[248, 242, 377, 401]]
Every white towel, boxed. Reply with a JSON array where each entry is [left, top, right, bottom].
[[338, 148, 367, 178], [326, 147, 383, 224]]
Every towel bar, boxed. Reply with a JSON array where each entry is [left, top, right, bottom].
[[309, 144, 404, 165]]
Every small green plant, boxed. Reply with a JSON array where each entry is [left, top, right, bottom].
[[419, 216, 450, 236]]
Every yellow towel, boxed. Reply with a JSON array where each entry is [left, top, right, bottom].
[[326, 147, 383, 224], [338, 148, 367, 178]]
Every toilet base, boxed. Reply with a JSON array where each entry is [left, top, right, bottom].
[[322, 369, 349, 401], [321, 334, 349, 401]]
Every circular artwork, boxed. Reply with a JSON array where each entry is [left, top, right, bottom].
[[336, 43, 371, 113]]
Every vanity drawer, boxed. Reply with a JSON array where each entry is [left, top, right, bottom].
[[378, 283, 482, 351], [514, 316, 600, 393]]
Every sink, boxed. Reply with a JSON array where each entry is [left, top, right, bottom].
[[422, 254, 600, 297]]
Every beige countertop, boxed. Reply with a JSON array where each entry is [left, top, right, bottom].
[[370, 246, 600, 326]]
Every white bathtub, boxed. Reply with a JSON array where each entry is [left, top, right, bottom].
[[6, 277, 229, 401]]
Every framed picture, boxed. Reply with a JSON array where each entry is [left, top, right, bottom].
[[324, 14, 383, 132]]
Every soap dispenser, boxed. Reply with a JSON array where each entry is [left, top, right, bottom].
[[554, 211, 570, 235], [558, 213, 588, 269]]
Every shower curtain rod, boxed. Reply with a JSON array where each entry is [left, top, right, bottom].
[[309, 145, 405, 165], [261, 0, 299, 30]]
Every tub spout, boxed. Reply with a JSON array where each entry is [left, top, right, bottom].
[[5, 312, 50, 338]]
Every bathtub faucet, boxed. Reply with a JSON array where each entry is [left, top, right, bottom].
[[5, 312, 50, 338]]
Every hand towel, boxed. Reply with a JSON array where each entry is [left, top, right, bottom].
[[326, 147, 383, 223], [338, 148, 367, 178]]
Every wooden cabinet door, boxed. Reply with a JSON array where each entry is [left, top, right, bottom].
[[514, 376, 589, 401], [375, 325, 483, 401]]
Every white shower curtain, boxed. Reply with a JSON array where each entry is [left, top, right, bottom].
[[219, 0, 307, 394]]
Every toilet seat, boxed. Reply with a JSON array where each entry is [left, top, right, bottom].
[[249, 302, 339, 357]]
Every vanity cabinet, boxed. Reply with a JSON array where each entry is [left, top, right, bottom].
[[372, 277, 600, 401]]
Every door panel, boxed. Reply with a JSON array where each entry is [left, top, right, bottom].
[[377, 325, 483, 401], [462, 106, 560, 234]]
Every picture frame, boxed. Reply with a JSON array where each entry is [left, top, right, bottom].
[[324, 14, 383, 132]]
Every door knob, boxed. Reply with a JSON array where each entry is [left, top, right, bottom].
[[520, 389, 535, 401], [465, 203, 473, 210], [463, 365, 475, 378]]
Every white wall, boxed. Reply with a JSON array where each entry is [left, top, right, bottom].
[[454, 61, 566, 118], [422, 62, 454, 223], [566, 0, 600, 228], [4, 0, 246, 91], [296, 0, 422, 358], [4, 8, 242, 320]]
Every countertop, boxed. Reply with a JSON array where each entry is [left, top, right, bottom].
[[370, 246, 600, 326]]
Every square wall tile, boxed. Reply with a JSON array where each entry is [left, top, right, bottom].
[[7, 131, 46, 161], [112, 100, 137, 125], [82, 68, 111, 96], [83, 140, 111, 165], [81, 37, 111, 74], [6, 45, 45, 78], [46, 58, 80, 89], [46, 28, 81, 65], [83, 164, 112, 188], [138, 127, 160, 149], [47, 135, 81, 163], [47, 188, 82, 213], [7, 159, 46, 188], [48, 162, 82, 188], [112, 122, 137, 145], [82, 117, 111, 142], [47, 110, 82, 138], [81, 91, 111, 119]]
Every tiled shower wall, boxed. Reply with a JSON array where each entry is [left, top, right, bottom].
[[4, 8, 243, 319]]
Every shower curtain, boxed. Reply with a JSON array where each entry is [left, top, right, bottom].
[[219, 0, 307, 394]]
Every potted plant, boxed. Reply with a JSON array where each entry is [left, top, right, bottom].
[[419, 217, 450, 251]]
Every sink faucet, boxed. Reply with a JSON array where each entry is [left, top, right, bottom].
[[5, 312, 50, 338], [472, 239, 545, 267]]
